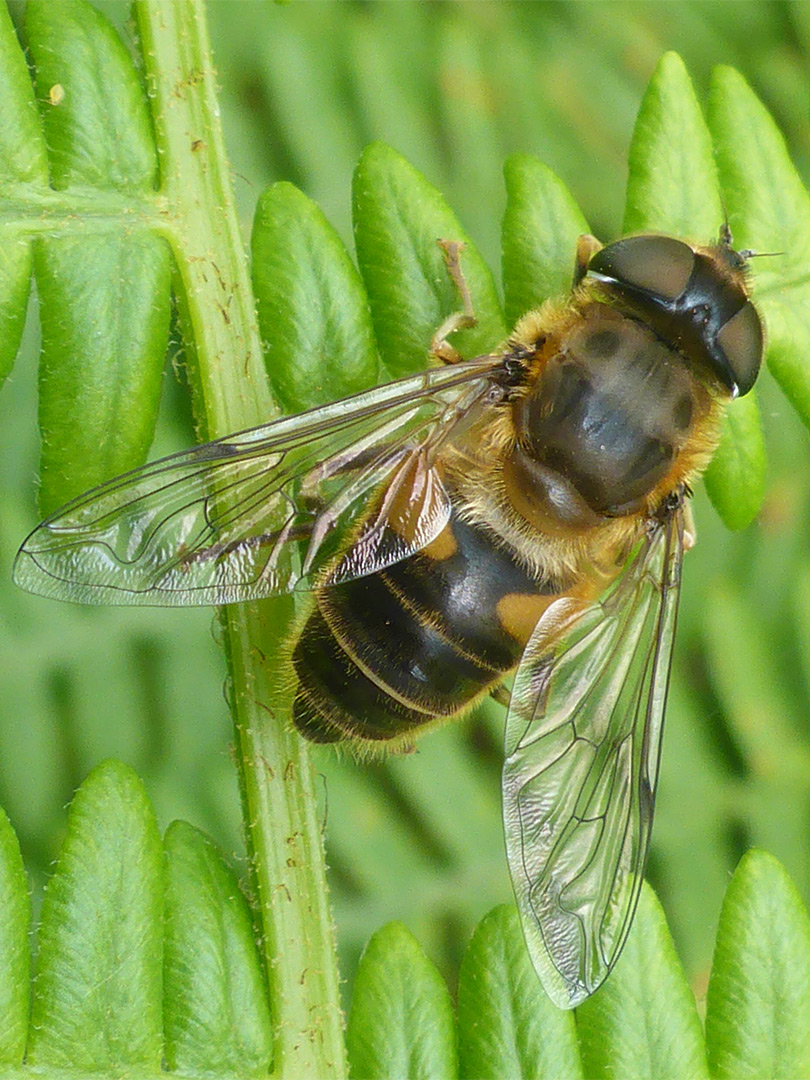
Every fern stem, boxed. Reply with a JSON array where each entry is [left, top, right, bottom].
[[134, 2, 346, 1076]]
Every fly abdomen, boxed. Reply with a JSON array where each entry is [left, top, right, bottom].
[[292, 512, 559, 744], [292, 574, 500, 742]]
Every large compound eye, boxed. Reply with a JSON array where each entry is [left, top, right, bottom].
[[588, 233, 763, 398], [717, 300, 762, 396], [588, 235, 695, 301]]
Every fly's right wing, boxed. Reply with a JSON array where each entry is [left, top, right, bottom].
[[502, 499, 684, 1008], [14, 359, 499, 606]]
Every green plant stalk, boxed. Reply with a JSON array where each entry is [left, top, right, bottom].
[[135, 2, 346, 1076]]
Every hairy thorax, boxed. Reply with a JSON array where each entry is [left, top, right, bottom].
[[443, 301, 725, 588]]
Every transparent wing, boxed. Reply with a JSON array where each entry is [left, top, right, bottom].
[[502, 501, 684, 1009], [14, 359, 499, 605]]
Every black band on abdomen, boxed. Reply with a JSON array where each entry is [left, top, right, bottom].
[[292, 510, 559, 743]]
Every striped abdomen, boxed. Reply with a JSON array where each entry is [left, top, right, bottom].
[[292, 510, 560, 744]]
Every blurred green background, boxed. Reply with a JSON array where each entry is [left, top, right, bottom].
[[2, 0, 810, 1004]]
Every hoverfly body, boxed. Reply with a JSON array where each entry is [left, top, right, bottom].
[[14, 228, 763, 1008]]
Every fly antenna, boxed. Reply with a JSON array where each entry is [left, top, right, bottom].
[[739, 248, 784, 259], [718, 198, 732, 247]]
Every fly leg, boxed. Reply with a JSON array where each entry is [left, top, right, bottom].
[[430, 239, 478, 365], [682, 498, 697, 551], [490, 683, 512, 709], [572, 234, 603, 287]]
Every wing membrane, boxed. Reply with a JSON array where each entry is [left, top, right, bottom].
[[14, 359, 498, 605], [502, 502, 684, 1009]]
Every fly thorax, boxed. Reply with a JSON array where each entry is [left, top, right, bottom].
[[504, 306, 696, 531]]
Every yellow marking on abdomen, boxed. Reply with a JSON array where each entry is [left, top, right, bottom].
[[496, 592, 559, 646]]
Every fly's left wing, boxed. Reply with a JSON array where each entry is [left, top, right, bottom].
[[13, 359, 498, 606], [502, 498, 685, 1009]]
